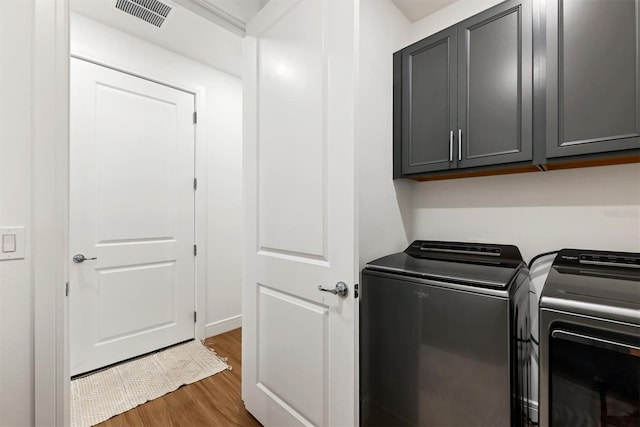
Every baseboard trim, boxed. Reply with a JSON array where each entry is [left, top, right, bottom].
[[205, 315, 242, 338]]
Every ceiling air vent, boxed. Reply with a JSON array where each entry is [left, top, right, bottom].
[[115, 0, 172, 28]]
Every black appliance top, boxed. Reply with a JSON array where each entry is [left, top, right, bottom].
[[540, 248, 640, 325], [364, 240, 525, 289]]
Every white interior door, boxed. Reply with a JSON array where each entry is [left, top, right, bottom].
[[70, 58, 196, 376], [243, 0, 358, 425]]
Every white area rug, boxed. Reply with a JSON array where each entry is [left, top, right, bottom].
[[71, 340, 230, 427]]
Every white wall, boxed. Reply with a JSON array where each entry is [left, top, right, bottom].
[[204, 76, 243, 336], [404, 0, 503, 47], [0, 1, 35, 425], [70, 0, 243, 77], [357, 0, 413, 268], [70, 13, 243, 337], [410, 164, 640, 258]]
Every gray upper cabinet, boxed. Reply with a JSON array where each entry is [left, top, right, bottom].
[[399, 27, 457, 175], [393, 0, 638, 180], [458, 0, 533, 168], [546, 0, 640, 158], [394, 0, 532, 178]]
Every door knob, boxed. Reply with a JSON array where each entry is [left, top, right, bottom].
[[73, 254, 97, 263], [318, 281, 348, 297]]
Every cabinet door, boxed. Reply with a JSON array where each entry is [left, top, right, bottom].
[[458, 0, 533, 169], [401, 27, 457, 175], [546, 0, 640, 158]]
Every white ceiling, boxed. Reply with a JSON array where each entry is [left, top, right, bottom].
[[177, 0, 460, 27], [69, 0, 244, 76], [171, 0, 267, 35], [69, 0, 459, 76], [391, 0, 459, 22]]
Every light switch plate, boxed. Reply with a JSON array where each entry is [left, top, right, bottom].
[[3, 234, 16, 252], [0, 227, 25, 260]]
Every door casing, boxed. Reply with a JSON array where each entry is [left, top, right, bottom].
[[67, 51, 209, 363]]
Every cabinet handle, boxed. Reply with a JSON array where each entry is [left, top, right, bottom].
[[458, 129, 462, 161], [449, 130, 454, 162]]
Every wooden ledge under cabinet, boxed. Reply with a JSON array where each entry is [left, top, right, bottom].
[[403, 152, 640, 182], [405, 164, 541, 182], [544, 153, 640, 171]]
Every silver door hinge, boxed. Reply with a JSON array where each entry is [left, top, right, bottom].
[[194, 245, 197, 256], [194, 311, 197, 323], [193, 178, 198, 190], [193, 112, 198, 124], [65, 282, 69, 297], [354, 283, 359, 299]]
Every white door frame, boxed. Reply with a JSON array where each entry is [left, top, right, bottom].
[[68, 52, 209, 344], [69, 54, 203, 374], [33, 0, 70, 425], [33, 5, 211, 423]]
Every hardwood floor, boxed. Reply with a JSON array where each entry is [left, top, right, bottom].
[[97, 328, 262, 427]]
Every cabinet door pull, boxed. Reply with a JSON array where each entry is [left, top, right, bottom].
[[449, 130, 454, 162], [458, 129, 462, 161]]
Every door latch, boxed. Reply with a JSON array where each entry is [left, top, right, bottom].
[[318, 281, 349, 297], [72, 254, 97, 263]]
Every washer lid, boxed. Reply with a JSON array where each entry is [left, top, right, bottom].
[[540, 249, 640, 325], [364, 240, 525, 289]]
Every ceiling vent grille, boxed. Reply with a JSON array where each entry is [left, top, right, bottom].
[[115, 0, 172, 28]]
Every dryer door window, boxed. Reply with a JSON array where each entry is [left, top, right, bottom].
[[550, 328, 640, 426]]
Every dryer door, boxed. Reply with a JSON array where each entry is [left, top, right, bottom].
[[539, 310, 640, 427]]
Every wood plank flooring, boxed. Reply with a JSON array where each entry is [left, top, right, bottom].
[[97, 328, 262, 427]]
